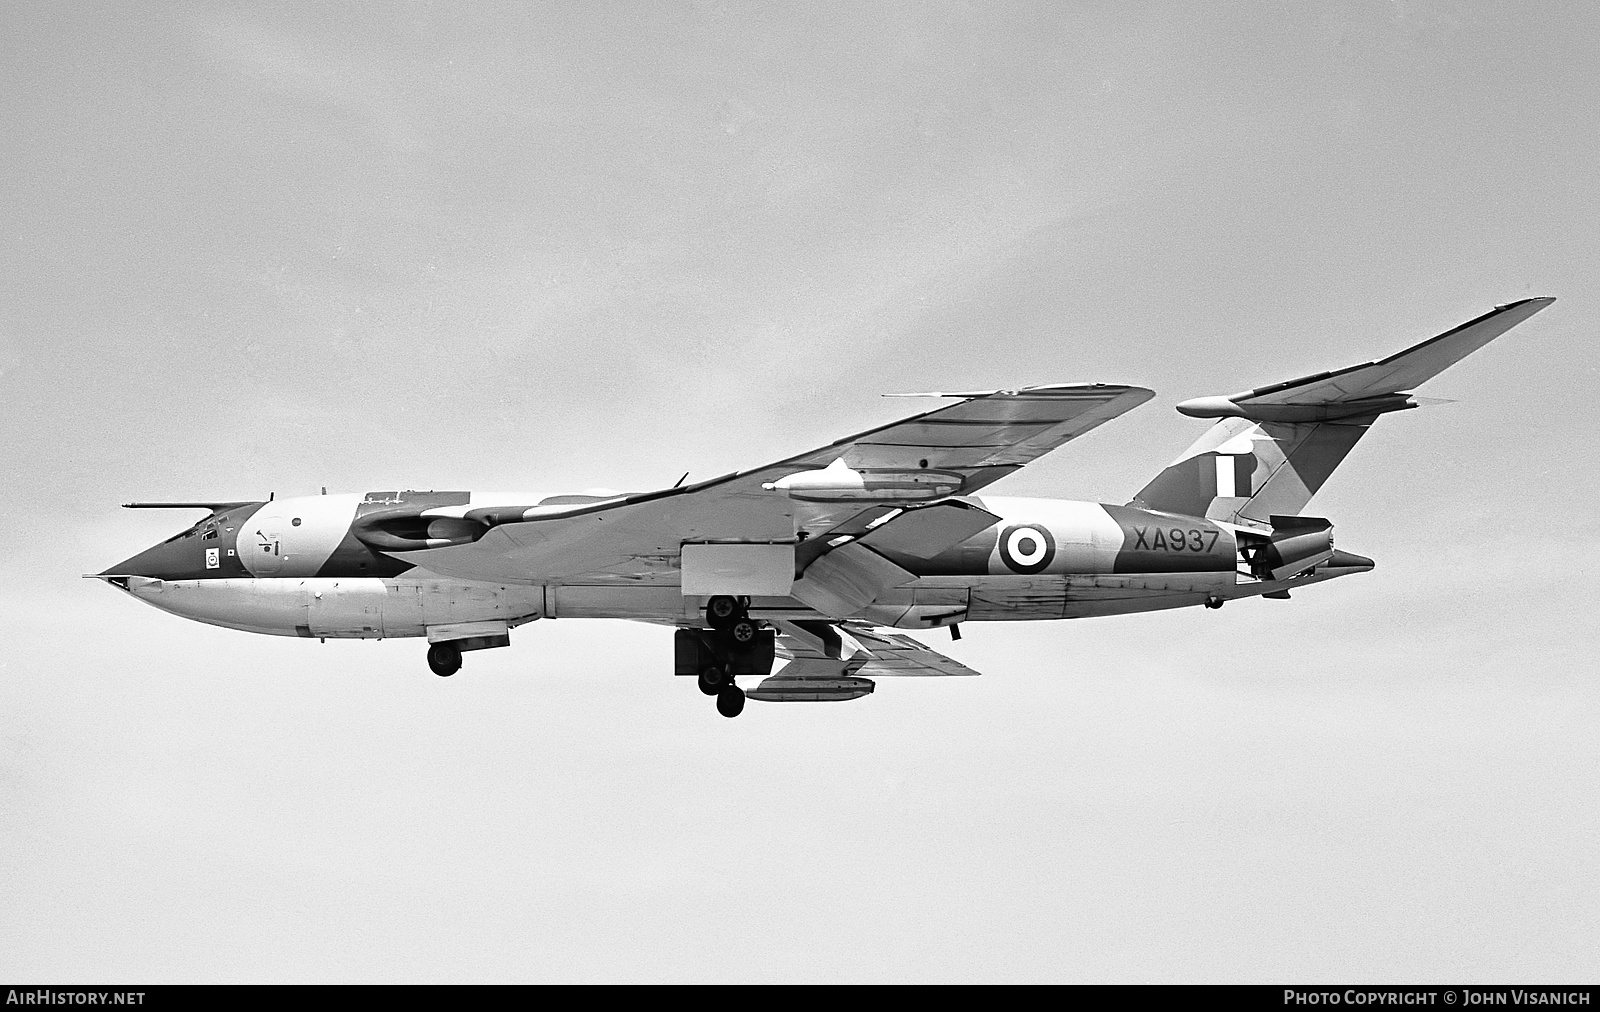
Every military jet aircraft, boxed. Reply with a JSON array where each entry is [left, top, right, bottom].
[[95, 298, 1553, 717]]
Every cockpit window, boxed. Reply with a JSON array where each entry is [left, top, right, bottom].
[[161, 515, 223, 544], [161, 519, 209, 544]]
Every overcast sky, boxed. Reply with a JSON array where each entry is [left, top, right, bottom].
[[3, 1, 1598, 982]]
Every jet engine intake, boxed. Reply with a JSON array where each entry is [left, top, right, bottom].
[[353, 513, 486, 552]]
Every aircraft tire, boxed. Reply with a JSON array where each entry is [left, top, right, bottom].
[[729, 618, 757, 645], [698, 667, 725, 696], [1204, 596, 1225, 610], [706, 595, 741, 629], [427, 641, 463, 677], [716, 685, 746, 718]]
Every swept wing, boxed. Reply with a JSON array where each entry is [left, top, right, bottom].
[[395, 384, 1152, 584]]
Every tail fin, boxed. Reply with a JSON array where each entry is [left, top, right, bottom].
[[1130, 415, 1372, 525], [1130, 298, 1554, 524]]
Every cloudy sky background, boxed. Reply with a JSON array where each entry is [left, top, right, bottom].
[[3, 1, 1597, 982]]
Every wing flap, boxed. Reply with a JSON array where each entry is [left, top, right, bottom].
[[840, 624, 981, 677], [772, 620, 980, 678]]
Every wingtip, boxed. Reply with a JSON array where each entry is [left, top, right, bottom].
[[1496, 296, 1556, 311]]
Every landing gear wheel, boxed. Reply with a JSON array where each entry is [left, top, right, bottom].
[[1204, 596, 1225, 610], [706, 595, 740, 629], [427, 641, 462, 677], [697, 666, 726, 696], [729, 618, 757, 645], [716, 684, 746, 718]]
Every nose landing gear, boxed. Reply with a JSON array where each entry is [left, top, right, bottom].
[[421, 627, 511, 677], [427, 641, 463, 677]]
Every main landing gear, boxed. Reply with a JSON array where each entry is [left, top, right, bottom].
[[672, 597, 775, 717], [696, 595, 764, 719], [696, 664, 747, 717], [716, 685, 746, 718], [697, 666, 727, 696], [707, 595, 758, 646]]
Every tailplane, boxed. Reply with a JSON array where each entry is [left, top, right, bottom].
[[1130, 298, 1554, 524]]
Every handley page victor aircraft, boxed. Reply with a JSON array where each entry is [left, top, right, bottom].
[[95, 299, 1553, 716]]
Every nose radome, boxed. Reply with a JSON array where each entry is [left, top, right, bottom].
[[100, 538, 198, 580]]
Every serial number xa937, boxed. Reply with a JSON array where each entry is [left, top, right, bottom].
[[1131, 526, 1220, 552]]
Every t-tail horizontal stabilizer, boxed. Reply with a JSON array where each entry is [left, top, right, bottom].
[[1133, 298, 1554, 525], [1174, 298, 1554, 422]]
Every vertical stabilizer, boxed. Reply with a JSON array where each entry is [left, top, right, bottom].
[[1130, 417, 1372, 524], [1129, 298, 1554, 523]]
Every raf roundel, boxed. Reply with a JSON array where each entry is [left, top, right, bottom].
[[998, 523, 1055, 574]]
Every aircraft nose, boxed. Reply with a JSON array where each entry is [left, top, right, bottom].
[[99, 538, 194, 580]]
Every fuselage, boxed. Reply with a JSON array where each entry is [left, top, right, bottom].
[[98, 490, 1372, 639]]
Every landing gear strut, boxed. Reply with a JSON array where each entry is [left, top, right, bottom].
[[695, 596, 763, 718], [427, 641, 462, 677]]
